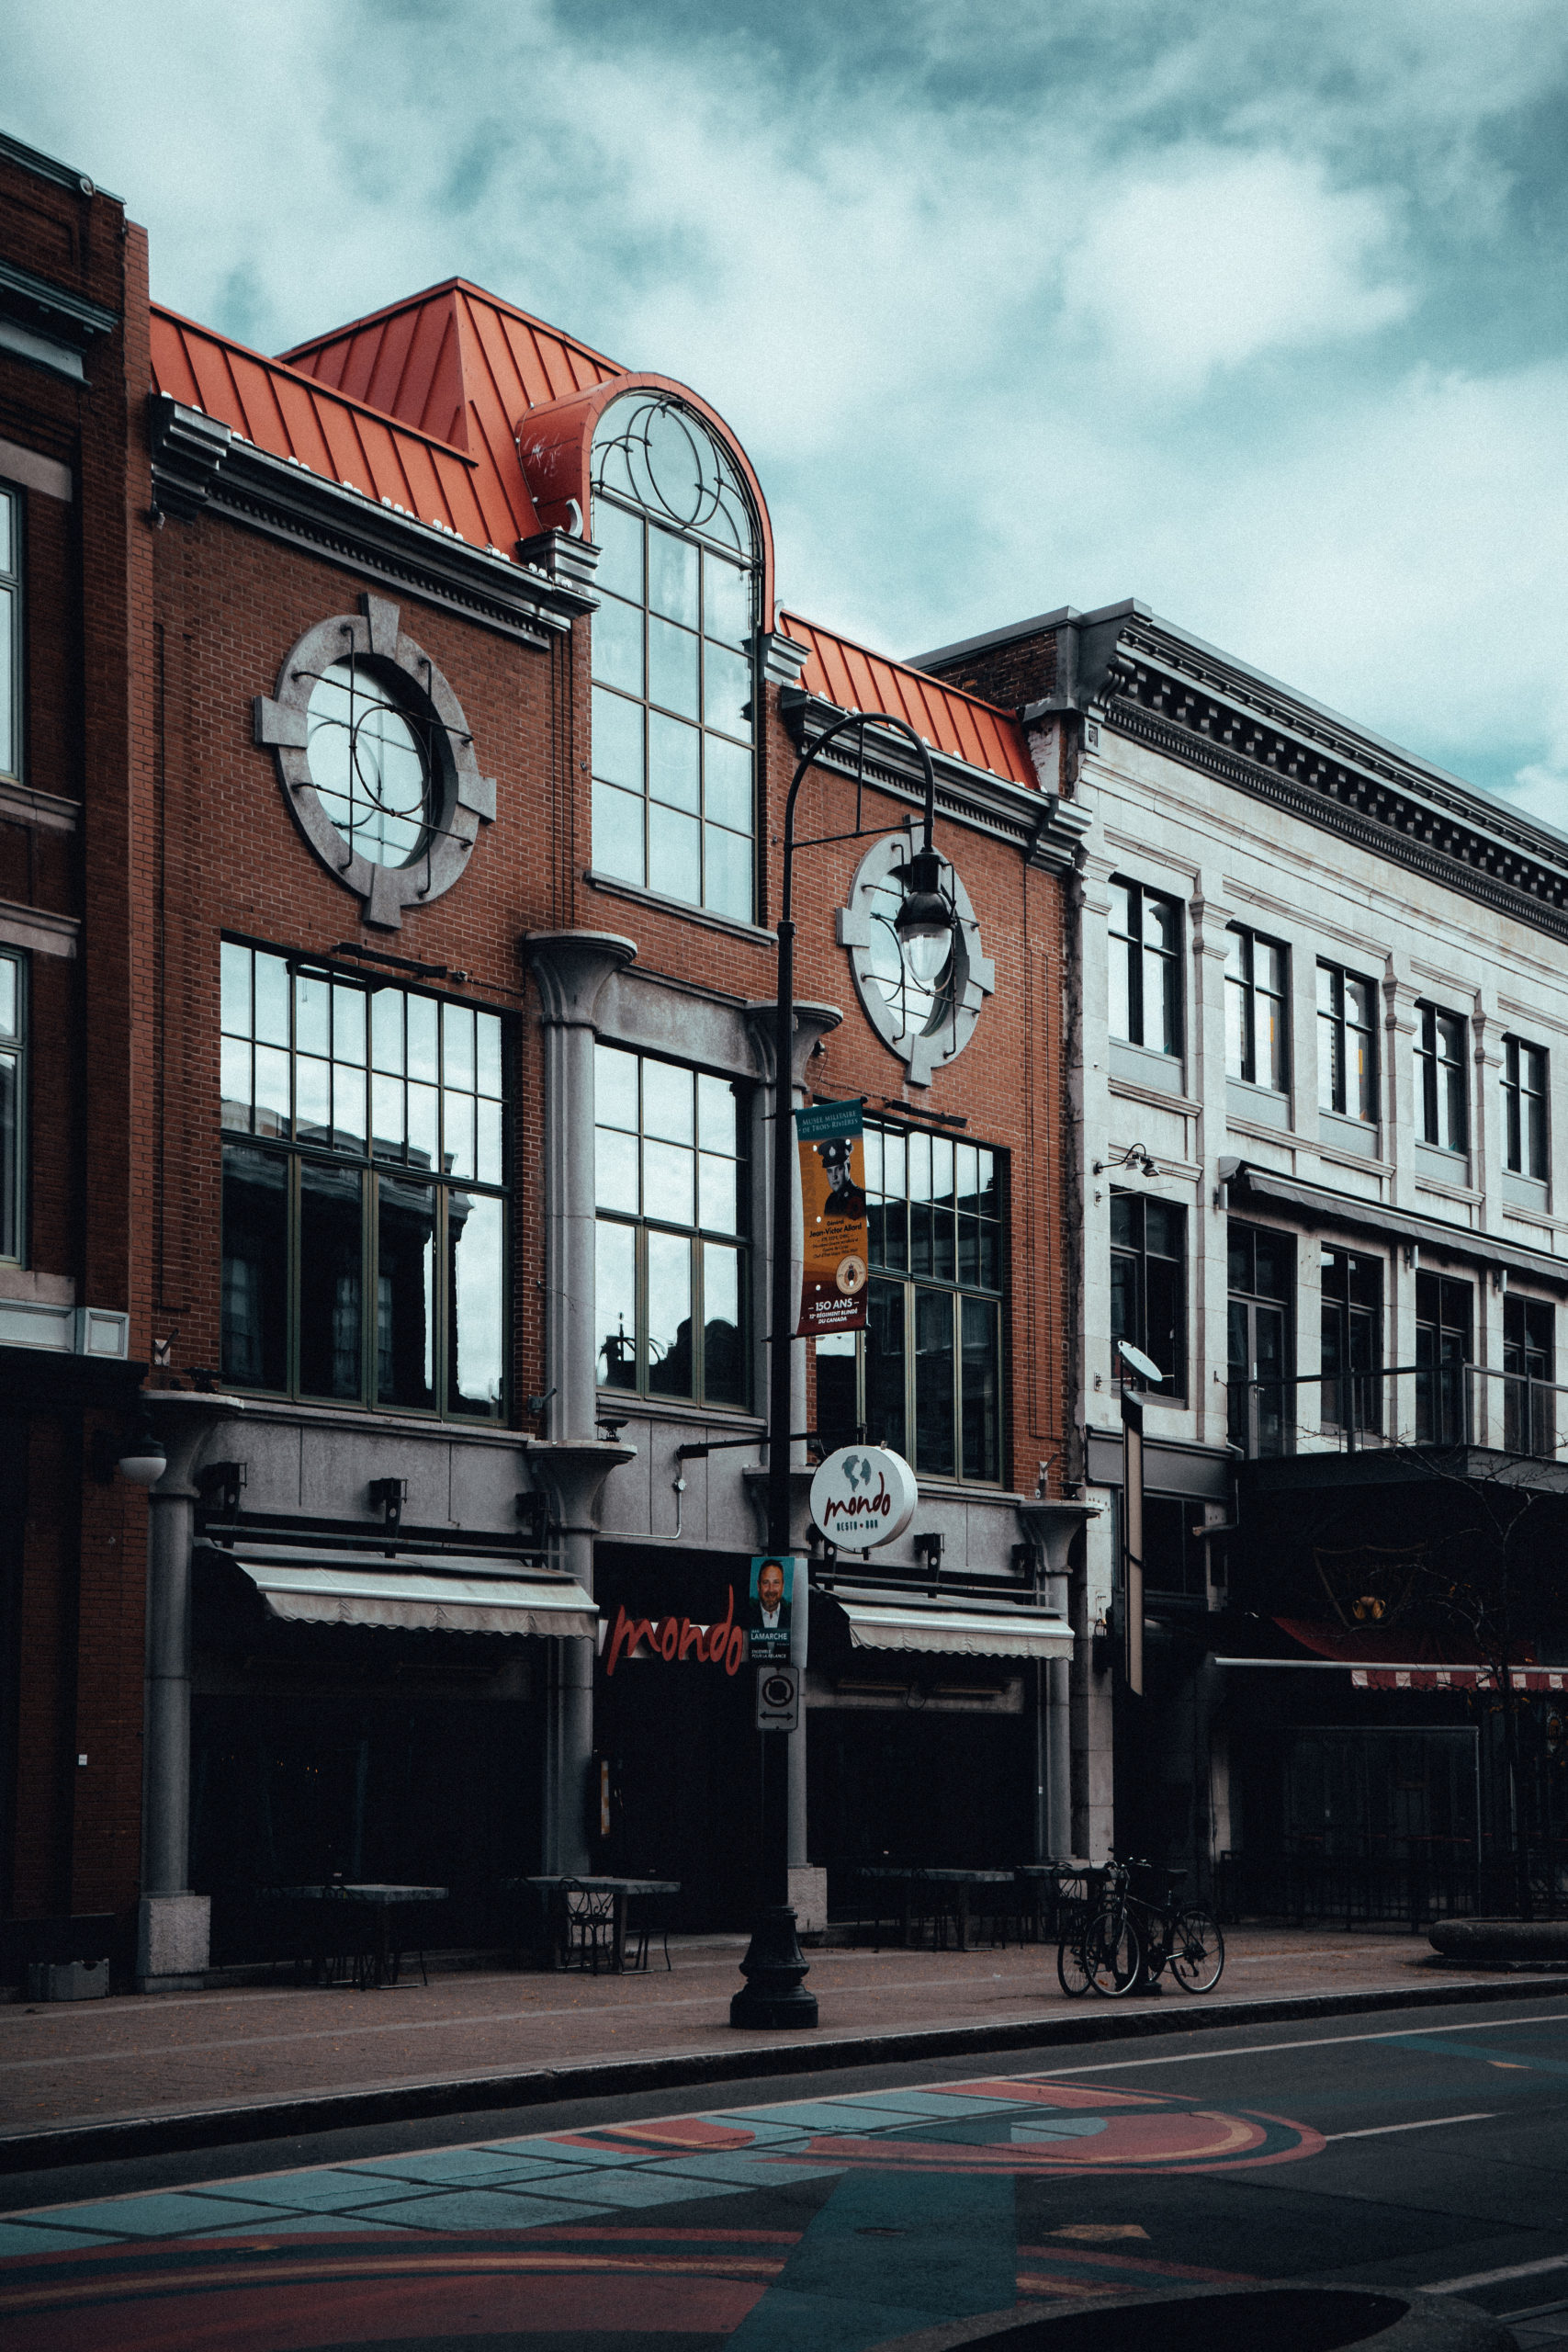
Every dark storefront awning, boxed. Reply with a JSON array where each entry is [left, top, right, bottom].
[[832, 1594, 1073, 1660], [1213, 1614, 1563, 1693], [218, 1546, 598, 1638]]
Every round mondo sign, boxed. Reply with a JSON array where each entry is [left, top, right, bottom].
[[809, 1445, 919, 1549]]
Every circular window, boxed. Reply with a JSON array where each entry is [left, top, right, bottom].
[[256, 594, 496, 930], [839, 829, 994, 1087], [306, 662, 432, 868]]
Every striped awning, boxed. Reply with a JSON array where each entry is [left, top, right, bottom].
[[834, 1597, 1072, 1661]]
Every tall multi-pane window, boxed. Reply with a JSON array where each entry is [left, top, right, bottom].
[[589, 395, 759, 924], [1502, 1036, 1549, 1180], [817, 1125, 1003, 1482], [220, 944, 508, 1418], [0, 948, 24, 1262], [1108, 878, 1181, 1057], [0, 483, 19, 783], [1320, 1246, 1382, 1436], [594, 1044, 749, 1406], [1317, 964, 1378, 1123], [1226, 1223, 1292, 1455], [1416, 1272, 1472, 1443], [1504, 1295, 1554, 1458], [1225, 929, 1288, 1091], [1416, 1003, 1468, 1153], [1110, 1193, 1186, 1400]]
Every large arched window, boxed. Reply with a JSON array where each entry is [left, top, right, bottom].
[[589, 395, 760, 924]]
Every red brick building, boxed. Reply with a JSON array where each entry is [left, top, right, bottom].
[[0, 128, 1083, 1987]]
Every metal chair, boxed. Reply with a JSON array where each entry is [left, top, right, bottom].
[[625, 1886, 672, 1972], [560, 1880, 616, 1974]]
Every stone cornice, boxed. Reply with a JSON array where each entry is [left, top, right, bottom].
[[0, 255, 118, 345], [1085, 616, 1568, 944], [778, 685, 1069, 859], [148, 394, 596, 649]]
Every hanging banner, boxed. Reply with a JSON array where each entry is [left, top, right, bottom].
[[795, 1098, 869, 1336]]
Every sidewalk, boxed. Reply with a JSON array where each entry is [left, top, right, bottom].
[[0, 1927, 1556, 2163]]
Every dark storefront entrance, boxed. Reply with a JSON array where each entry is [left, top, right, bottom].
[[592, 1545, 761, 1930]]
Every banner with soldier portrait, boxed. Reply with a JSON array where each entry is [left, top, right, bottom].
[[795, 1098, 869, 1337]]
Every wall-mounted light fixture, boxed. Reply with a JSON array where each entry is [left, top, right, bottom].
[[914, 1531, 944, 1589], [1093, 1141, 1160, 1179], [116, 1424, 168, 1487]]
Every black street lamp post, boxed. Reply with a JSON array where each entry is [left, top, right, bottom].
[[729, 709, 954, 2030]]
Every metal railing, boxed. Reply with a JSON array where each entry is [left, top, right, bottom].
[[1216, 1838, 1568, 1928], [1228, 1359, 1568, 1463]]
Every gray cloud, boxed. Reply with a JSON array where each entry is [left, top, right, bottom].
[[6, 0, 1568, 818]]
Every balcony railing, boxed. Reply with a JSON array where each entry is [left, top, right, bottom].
[[1228, 1359, 1568, 1463]]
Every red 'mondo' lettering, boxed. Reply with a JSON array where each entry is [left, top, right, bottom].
[[604, 1589, 741, 1674]]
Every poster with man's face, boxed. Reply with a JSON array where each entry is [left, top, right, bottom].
[[747, 1555, 795, 1663]]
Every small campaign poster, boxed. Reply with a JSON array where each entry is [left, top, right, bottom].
[[795, 1098, 869, 1337], [747, 1555, 796, 1665]]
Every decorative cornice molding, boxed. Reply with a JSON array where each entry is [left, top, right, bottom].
[[0, 256, 118, 343], [0, 780, 76, 833], [759, 630, 811, 688], [1091, 619, 1568, 944], [148, 395, 594, 647]]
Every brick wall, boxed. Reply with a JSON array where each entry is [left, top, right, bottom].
[[920, 628, 1057, 712]]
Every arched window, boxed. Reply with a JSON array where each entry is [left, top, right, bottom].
[[589, 395, 760, 924]]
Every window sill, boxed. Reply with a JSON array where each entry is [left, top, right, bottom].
[[595, 1392, 761, 1429], [1504, 1171, 1551, 1212], [1317, 1111, 1382, 1161], [216, 1391, 518, 1440], [1110, 1039, 1187, 1098], [1416, 1141, 1472, 1186], [584, 867, 775, 947], [1226, 1078, 1291, 1132]]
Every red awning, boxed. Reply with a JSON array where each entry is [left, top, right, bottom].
[[1272, 1617, 1560, 1694]]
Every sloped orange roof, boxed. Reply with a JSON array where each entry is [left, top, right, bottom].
[[150, 304, 535, 551], [780, 612, 1035, 790], [281, 280, 625, 528]]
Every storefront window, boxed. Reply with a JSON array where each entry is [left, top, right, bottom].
[[589, 393, 760, 925], [817, 1124, 1004, 1483], [593, 1042, 749, 1406], [220, 942, 508, 1417]]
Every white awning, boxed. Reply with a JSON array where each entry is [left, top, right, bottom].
[[835, 1597, 1073, 1660], [219, 1547, 598, 1638]]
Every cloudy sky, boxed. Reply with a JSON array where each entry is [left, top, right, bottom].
[[6, 1, 1568, 820]]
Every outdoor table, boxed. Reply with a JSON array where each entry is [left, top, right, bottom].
[[854, 1865, 1016, 1951], [272, 1883, 448, 1990], [510, 1877, 682, 1973]]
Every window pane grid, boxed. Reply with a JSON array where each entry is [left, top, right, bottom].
[[219, 943, 507, 1418], [0, 485, 18, 784], [822, 1120, 1003, 1483], [1226, 927, 1288, 1091], [593, 1041, 749, 1406], [1502, 1035, 1550, 1180], [591, 482, 758, 923], [1109, 877, 1180, 1056]]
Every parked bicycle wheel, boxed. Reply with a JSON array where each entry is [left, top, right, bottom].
[[1056, 1929, 1094, 1996], [1169, 1907, 1224, 1993], [1087, 1910, 1142, 1996]]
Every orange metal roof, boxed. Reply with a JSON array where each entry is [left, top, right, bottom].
[[150, 304, 536, 550], [281, 280, 625, 529], [780, 612, 1035, 790]]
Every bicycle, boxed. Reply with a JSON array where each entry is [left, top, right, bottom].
[[1057, 1854, 1224, 1998]]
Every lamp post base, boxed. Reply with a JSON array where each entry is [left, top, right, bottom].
[[728, 1905, 818, 2029]]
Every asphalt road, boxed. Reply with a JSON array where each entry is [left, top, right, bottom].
[[3, 1990, 1567, 2347]]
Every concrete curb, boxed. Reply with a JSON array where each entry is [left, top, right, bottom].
[[1, 1970, 1562, 2176]]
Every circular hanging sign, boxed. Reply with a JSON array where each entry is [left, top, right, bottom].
[[809, 1445, 919, 1550]]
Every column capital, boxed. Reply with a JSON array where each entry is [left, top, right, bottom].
[[143, 1391, 246, 1499], [524, 930, 637, 1026], [744, 999, 842, 1088], [1017, 1496, 1101, 1578], [524, 1435, 637, 1532]]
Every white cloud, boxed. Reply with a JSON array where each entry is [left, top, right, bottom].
[[1060, 150, 1412, 392]]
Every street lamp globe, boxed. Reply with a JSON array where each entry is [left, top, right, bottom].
[[894, 847, 953, 988]]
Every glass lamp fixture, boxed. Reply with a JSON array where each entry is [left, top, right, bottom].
[[894, 847, 954, 987], [117, 1425, 168, 1486]]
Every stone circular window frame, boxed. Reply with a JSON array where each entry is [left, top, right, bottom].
[[253, 592, 496, 931], [834, 821, 995, 1087]]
